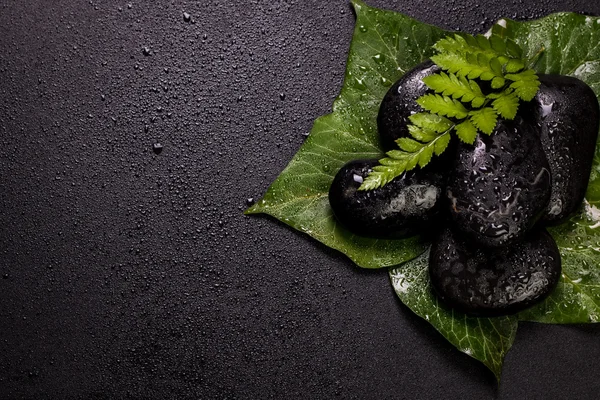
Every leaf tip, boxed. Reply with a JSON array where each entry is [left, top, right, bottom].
[[350, 0, 366, 13], [244, 203, 262, 215]]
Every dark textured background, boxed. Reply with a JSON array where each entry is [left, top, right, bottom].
[[1, 0, 600, 399]]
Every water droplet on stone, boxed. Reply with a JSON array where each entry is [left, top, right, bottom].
[[153, 143, 163, 154], [183, 12, 191, 22]]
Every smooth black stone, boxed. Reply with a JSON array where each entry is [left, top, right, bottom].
[[530, 74, 600, 224], [429, 227, 562, 317], [328, 159, 444, 239], [377, 60, 441, 152], [447, 115, 552, 247]]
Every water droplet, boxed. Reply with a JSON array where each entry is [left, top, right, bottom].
[[153, 143, 163, 154], [540, 100, 554, 118], [183, 12, 191, 22], [359, 25, 368, 33], [353, 174, 363, 184], [354, 77, 366, 90], [372, 54, 385, 64]]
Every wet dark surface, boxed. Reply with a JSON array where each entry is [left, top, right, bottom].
[[2, 0, 600, 399]]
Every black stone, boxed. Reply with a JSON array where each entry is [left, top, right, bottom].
[[530, 74, 600, 224], [429, 227, 562, 317], [377, 60, 441, 152], [447, 115, 551, 247], [328, 159, 445, 239]]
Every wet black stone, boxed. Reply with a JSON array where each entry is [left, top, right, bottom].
[[377, 60, 441, 152], [530, 74, 600, 224], [328, 159, 445, 239], [447, 115, 551, 247], [429, 227, 562, 317]]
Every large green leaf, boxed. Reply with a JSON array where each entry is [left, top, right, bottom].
[[518, 205, 600, 323], [389, 250, 518, 380], [506, 14, 600, 324], [248, 0, 600, 379], [245, 0, 450, 269]]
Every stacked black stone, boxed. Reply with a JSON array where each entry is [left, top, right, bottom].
[[328, 61, 599, 316]]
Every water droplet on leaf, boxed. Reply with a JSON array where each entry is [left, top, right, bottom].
[[372, 54, 385, 64]]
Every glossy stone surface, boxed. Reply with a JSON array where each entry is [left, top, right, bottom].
[[329, 159, 444, 238], [531, 74, 600, 224], [429, 227, 562, 317], [447, 115, 552, 247], [377, 60, 441, 152]]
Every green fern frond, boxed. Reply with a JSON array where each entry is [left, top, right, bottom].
[[469, 107, 498, 134], [455, 120, 478, 144], [492, 92, 519, 119], [506, 70, 540, 101], [416, 94, 469, 119], [408, 112, 453, 133], [361, 27, 541, 190], [397, 137, 425, 152], [422, 72, 486, 107], [359, 131, 452, 191]]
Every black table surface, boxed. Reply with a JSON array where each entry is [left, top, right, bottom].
[[2, 0, 600, 399]]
